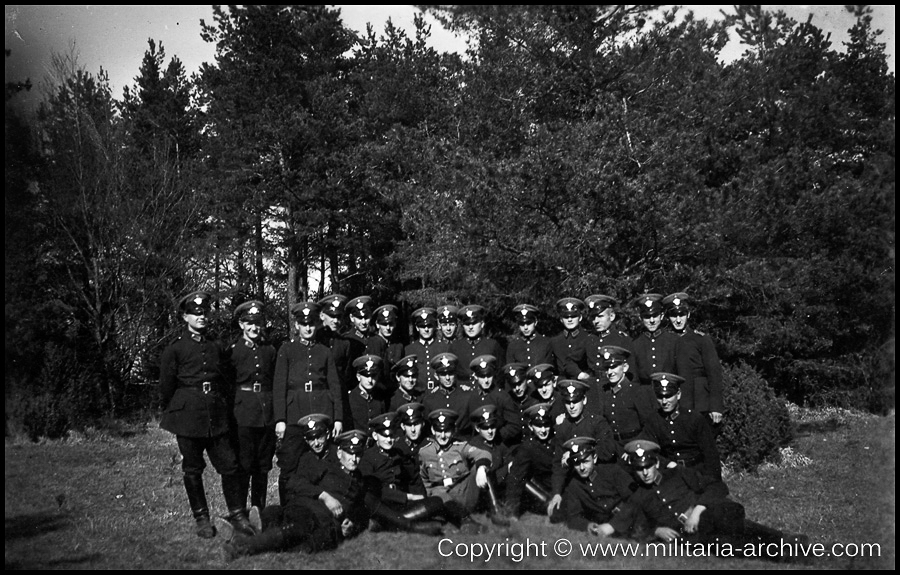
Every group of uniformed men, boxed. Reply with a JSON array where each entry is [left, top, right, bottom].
[[159, 291, 807, 562]]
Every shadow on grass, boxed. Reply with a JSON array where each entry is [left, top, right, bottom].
[[6, 552, 103, 570], [5, 511, 68, 541]]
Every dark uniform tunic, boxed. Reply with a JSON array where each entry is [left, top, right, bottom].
[[626, 467, 737, 543], [449, 336, 504, 383], [639, 407, 722, 483], [396, 434, 430, 481], [505, 333, 553, 367], [159, 328, 240, 476], [585, 329, 638, 379], [673, 328, 725, 415], [468, 434, 514, 487], [632, 329, 679, 386], [388, 387, 425, 412], [160, 328, 232, 438], [508, 389, 539, 417], [227, 335, 277, 474], [422, 385, 474, 436], [405, 338, 449, 391], [550, 329, 592, 379], [359, 445, 426, 505], [345, 386, 388, 432], [467, 386, 523, 446], [273, 338, 343, 481], [274, 338, 343, 425], [505, 435, 554, 516], [550, 414, 617, 497], [559, 463, 637, 532], [597, 375, 656, 452]]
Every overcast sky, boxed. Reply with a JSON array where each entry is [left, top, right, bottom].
[[5, 5, 895, 111]]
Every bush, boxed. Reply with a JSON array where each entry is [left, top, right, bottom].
[[717, 362, 793, 472]]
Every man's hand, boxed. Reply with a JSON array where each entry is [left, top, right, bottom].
[[275, 422, 286, 439], [588, 522, 615, 537], [407, 493, 424, 501], [319, 491, 343, 517], [710, 412, 723, 424], [333, 421, 343, 436], [341, 518, 355, 537], [475, 466, 488, 488], [684, 505, 705, 534], [547, 494, 562, 516], [655, 526, 680, 542]]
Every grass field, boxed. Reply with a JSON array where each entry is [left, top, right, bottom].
[[5, 406, 894, 570]]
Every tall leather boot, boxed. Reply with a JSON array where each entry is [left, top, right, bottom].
[[485, 478, 511, 526], [184, 474, 216, 539], [366, 494, 443, 535], [402, 496, 445, 521], [251, 472, 269, 509], [222, 473, 255, 536]]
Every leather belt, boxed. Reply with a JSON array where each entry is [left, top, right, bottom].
[[239, 383, 269, 392], [300, 381, 328, 393], [184, 381, 218, 394]]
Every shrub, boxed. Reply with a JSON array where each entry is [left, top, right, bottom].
[[717, 362, 793, 472]]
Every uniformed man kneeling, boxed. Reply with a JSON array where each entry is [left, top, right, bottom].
[[219, 429, 370, 560], [418, 409, 509, 532]]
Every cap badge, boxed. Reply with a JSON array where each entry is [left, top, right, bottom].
[[603, 351, 611, 360], [466, 310, 474, 318], [535, 370, 542, 378], [482, 412, 490, 421], [383, 418, 391, 427], [572, 444, 580, 453], [437, 414, 446, 424], [566, 302, 575, 311], [406, 408, 414, 417], [307, 420, 316, 429], [366, 359, 374, 371], [508, 368, 516, 376], [350, 436, 360, 445], [636, 447, 646, 457], [567, 385, 576, 394], [479, 360, 487, 369], [661, 377, 669, 386], [356, 301, 365, 309], [673, 298, 681, 306], [537, 408, 546, 417], [645, 299, 653, 308], [421, 311, 428, 319], [193, 296, 204, 305], [249, 306, 259, 315], [441, 357, 450, 367], [382, 310, 389, 318], [520, 309, 528, 316]]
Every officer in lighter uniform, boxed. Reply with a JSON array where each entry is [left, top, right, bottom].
[[160, 291, 253, 538], [228, 300, 277, 510]]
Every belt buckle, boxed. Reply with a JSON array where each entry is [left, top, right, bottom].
[[202, 381, 211, 394], [252, 383, 261, 393], [442, 477, 454, 487], [304, 382, 313, 393]]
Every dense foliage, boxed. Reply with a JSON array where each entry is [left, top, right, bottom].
[[5, 6, 894, 436]]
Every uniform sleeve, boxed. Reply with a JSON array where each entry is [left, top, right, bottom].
[[464, 442, 493, 469], [325, 348, 343, 422], [159, 342, 179, 409], [273, 344, 289, 423], [701, 336, 725, 413], [592, 417, 618, 463]]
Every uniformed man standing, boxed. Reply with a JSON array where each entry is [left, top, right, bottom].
[[343, 296, 374, 364], [367, 304, 405, 385], [550, 298, 593, 382], [388, 354, 425, 411], [436, 304, 460, 344], [449, 305, 504, 385], [273, 302, 343, 503], [631, 294, 679, 386], [317, 294, 353, 418], [227, 300, 277, 510], [345, 354, 389, 432], [505, 304, 553, 366], [663, 292, 725, 427], [546, 380, 617, 518], [638, 373, 722, 484], [159, 291, 253, 538], [421, 352, 473, 436], [404, 307, 447, 392], [502, 362, 538, 416], [467, 355, 523, 446], [584, 295, 637, 379], [595, 346, 656, 457]]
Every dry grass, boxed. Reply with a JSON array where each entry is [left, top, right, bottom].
[[5, 408, 894, 570]]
